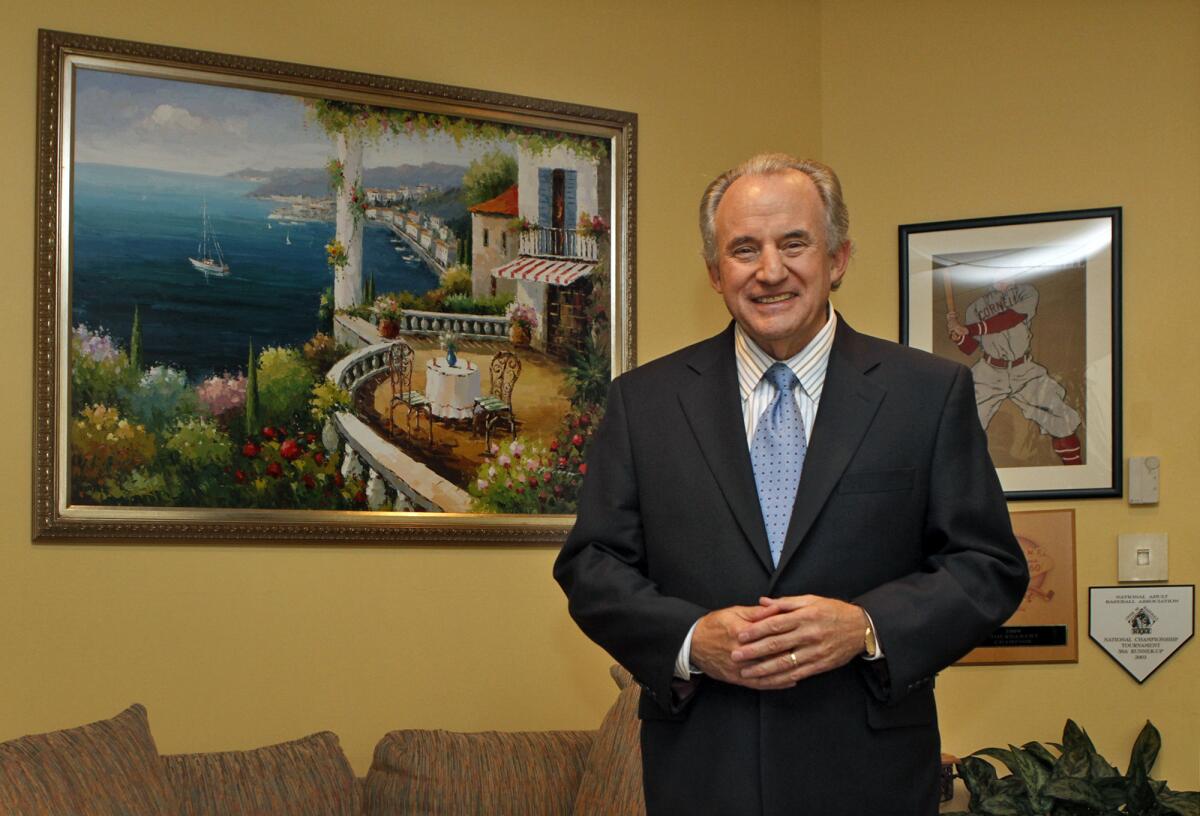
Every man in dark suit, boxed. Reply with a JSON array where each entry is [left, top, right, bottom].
[[553, 154, 1028, 815]]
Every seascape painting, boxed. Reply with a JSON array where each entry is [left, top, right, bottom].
[[36, 32, 635, 540]]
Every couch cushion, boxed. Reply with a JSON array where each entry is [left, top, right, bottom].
[[163, 731, 360, 816], [572, 669, 645, 816], [364, 729, 593, 816], [0, 703, 179, 816]]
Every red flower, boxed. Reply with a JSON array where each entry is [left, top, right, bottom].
[[529, 476, 539, 488], [242, 442, 260, 458], [314, 452, 326, 465], [572, 434, 584, 448], [354, 490, 366, 504], [266, 462, 283, 478], [306, 433, 317, 444], [516, 487, 525, 495], [579, 414, 591, 427], [578, 463, 588, 475], [300, 474, 314, 489], [233, 469, 246, 483], [553, 485, 563, 497], [549, 439, 559, 451], [542, 471, 552, 484], [280, 439, 302, 460], [334, 472, 344, 487], [261, 426, 277, 440], [558, 456, 568, 467]]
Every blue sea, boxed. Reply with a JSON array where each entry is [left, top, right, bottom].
[[71, 163, 439, 378]]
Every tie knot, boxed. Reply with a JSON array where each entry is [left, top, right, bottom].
[[765, 362, 798, 394]]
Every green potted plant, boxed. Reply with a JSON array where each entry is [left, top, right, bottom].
[[948, 719, 1197, 815]]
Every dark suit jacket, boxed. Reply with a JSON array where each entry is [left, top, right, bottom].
[[554, 318, 1028, 816]]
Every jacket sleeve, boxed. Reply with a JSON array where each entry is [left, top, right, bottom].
[[553, 376, 709, 711], [853, 364, 1029, 703]]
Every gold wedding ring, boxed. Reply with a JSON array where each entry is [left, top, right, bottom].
[[788, 651, 798, 667]]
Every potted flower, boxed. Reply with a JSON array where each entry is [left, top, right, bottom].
[[372, 293, 403, 339], [505, 302, 538, 348], [577, 211, 610, 240]]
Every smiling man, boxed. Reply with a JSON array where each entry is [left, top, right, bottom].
[[554, 154, 1028, 815]]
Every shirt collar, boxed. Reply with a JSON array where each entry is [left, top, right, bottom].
[[734, 308, 837, 403]]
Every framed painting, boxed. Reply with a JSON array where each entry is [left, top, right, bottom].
[[900, 208, 1121, 500], [957, 509, 1078, 665], [34, 30, 636, 543]]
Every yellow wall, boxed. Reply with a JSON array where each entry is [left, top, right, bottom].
[[2, 0, 1196, 790], [821, 0, 1199, 786], [0, 0, 821, 774]]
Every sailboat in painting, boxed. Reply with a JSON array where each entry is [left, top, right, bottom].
[[188, 200, 230, 276]]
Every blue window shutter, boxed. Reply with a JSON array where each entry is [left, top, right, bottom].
[[565, 170, 578, 229], [538, 168, 552, 225]]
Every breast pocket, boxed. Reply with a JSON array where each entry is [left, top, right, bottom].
[[838, 467, 915, 495]]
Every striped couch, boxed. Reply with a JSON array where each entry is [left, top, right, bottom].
[[0, 667, 643, 816]]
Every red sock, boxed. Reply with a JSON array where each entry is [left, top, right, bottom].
[[1052, 434, 1082, 465]]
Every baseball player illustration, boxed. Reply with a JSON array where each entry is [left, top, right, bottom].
[[945, 270, 1084, 466]]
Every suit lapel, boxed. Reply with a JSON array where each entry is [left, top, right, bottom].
[[769, 319, 886, 589], [677, 326, 774, 574]]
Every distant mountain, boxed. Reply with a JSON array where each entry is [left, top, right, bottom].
[[229, 162, 468, 198]]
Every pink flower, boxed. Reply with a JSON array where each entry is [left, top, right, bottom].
[[497, 454, 511, 467], [477, 479, 490, 491]]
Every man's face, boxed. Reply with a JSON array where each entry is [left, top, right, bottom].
[[708, 170, 849, 360]]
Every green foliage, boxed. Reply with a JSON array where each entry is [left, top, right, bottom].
[[441, 264, 472, 296], [129, 306, 142, 373], [309, 380, 352, 424], [946, 720, 1197, 816], [469, 406, 602, 514], [318, 287, 335, 332], [364, 272, 376, 304], [70, 325, 137, 415], [245, 341, 260, 437], [462, 149, 518, 207], [302, 332, 350, 378], [565, 332, 611, 411], [127, 366, 197, 433], [165, 418, 234, 469], [70, 405, 158, 503], [325, 158, 344, 192], [257, 347, 317, 429], [304, 99, 608, 161]]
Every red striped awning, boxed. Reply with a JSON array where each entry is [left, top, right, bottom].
[[491, 256, 596, 286]]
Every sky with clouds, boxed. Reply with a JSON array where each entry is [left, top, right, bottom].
[[73, 68, 509, 176]]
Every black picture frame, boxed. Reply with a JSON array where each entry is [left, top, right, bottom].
[[900, 208, 1121, 500]]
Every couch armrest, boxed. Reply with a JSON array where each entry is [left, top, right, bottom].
[[363, 729, 595, 816]]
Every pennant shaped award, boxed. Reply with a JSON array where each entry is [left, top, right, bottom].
[[1089, 585, 1194, 683]]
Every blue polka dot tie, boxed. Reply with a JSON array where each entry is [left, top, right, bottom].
[[750, 363, 807, 566]]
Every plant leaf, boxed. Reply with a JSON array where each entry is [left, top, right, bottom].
[[1062, 719, 1097, 755], [975, 747, 1022, 776], [1042, 777, 1107, 809], [1051, 747, 1092, 780], [1157, 790, 1200, 816], [1126, 757, 1158, 814], [1007, 745, 1051, 810], [1094, 775, 1129, 809], [1126, 720, 1161, 778], [1021, 741, 1059, 768], [977, 790, 1035, 816], [958, 756, 1000, 800]]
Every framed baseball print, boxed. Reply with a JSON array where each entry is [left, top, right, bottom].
[[957, 509, 1078, 665], [900, 208, 1121, 500]]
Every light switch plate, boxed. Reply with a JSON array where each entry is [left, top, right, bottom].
[[1118, 533, 1168, 582], [1129, 456, 1160, 504]]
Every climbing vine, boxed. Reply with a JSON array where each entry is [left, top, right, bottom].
[[304, 99, 609, 162]]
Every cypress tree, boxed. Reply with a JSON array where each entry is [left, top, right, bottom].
[[244, 340, 260, 437], [365, 272, 375, 304], [129, 305, 143, 372]]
